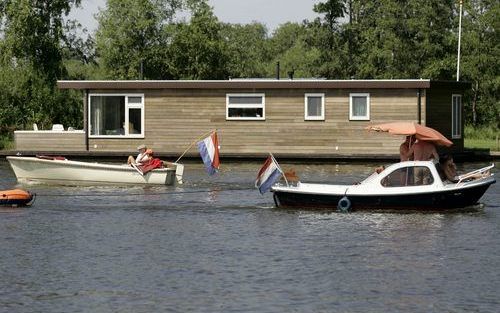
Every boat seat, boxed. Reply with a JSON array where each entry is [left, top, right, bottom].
[[52, 124, 64, 131]]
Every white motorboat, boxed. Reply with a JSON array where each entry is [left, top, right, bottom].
[[6, 156, 184, 186], [272, 161, 495, 211]]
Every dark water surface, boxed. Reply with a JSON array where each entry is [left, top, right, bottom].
[[0, 159, 499, 313]]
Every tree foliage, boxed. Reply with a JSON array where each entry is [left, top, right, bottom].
[[1, 0, 80, 81], [0, 0, 82, 135], [221, 22, 269, 78], [166, 0, 228, 79], [458, 0, 499, 126], [95, 0, 182, 79], [265, 22, 319, 78]]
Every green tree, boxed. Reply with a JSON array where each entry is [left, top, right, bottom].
[[95, 0, 182, 79], [265, 22, 319, 78], [1, 0, 81, 81], [221, 22, 269, 78], [0, 0, 82, 134], [353, 0, 455, 79], [308, 0, 349, 78], [458, 0, 499, 126], [167, 1, 228, 79]]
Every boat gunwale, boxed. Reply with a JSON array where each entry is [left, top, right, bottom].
[[272, 176, 496, 197]]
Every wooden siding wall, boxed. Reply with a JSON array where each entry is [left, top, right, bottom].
[[15, 131, 86, 151], [426, 87, 464, 152], [89, 88, 422, 157]]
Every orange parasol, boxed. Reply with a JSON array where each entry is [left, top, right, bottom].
[[366, 122, 453, 147]]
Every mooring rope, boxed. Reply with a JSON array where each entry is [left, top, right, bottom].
[[34, 186, 256, 198]]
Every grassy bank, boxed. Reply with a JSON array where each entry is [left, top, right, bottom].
[[0, 134, 14, 150], [464, 125, 500, 151]]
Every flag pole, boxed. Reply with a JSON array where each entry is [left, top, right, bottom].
[[174, 129, 216, 163], [270, 153, 288, 187], [456, 0, 463, 81]]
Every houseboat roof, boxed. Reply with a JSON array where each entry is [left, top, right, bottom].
[[57, 79, 470, 90]]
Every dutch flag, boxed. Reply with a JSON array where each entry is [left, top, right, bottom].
[[255, 154, 283, 194], [197, 131, 220, 176]]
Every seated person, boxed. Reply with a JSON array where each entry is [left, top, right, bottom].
[[144, 148, 154, 159], [127, 144, 150, 165], [436, 154, 457, 183], [134, 149, 163, 175], [437, 154, 489, 183]]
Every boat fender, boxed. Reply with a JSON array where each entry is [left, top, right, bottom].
[[273, 192, 281, 207], [337, 196, 351, 212]]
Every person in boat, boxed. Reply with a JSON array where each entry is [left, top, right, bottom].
[[436, 154, 459, 183], [408, 139, 439, 162], [127, 144, 151, 165], [145, 148, 154, 159], [437, 154, 490, 183], [135, 148, 164, 175], [407, 139, 439, 185], [399, 135, 416, 161], [398, 135, 416, 185]]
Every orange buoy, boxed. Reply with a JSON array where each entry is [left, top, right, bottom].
[[0, 189, 35, 207]]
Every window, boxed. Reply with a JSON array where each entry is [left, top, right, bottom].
[[381, 166, 434, 187], [226, 94, 265, 120], [452, 94, 462, 139], [305, 93, 325, 120], [349, 93, 370, 121], [89, 94, 144, 138]]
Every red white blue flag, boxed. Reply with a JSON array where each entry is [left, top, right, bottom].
[[197, 131, 220, 176], [255, 154, 283, 194]]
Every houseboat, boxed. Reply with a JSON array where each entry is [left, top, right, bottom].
[[12, 79, 469, 159]]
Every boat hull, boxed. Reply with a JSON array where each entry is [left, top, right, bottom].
[[7, 156, 177, 186], [273, 180, 495, 211]]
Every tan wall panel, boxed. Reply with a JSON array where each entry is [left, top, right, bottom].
[[15, 132, 86, 151], [84, 88, 419, 156]]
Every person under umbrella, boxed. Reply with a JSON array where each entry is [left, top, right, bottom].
[[400, 135, 416, 162]]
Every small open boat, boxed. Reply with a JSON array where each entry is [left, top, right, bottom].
[[272, 161, 495, 211], [7, 156, 184, 186], [0, 189, 35, 206]]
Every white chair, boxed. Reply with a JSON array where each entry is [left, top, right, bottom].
[[33, 123, 38, 131], [52, 124, 64, 131]]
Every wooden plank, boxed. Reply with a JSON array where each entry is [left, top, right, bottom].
[[15, 132, 86, 151]]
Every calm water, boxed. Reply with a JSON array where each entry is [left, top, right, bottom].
[[0, 158, 499, 313]]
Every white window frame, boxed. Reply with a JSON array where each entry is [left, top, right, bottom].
[[88, 93, 145, 138], [452, 94, 462, 139], [226, 93, 265, 121], [304, 93, 325, 121], [349, 93, 370, 121]]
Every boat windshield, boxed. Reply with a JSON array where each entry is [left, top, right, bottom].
[[381, 166, 434, 187]]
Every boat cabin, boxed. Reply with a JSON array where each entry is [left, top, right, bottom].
[[363, 161, 444, 190], [13, 79, 470, 158]]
